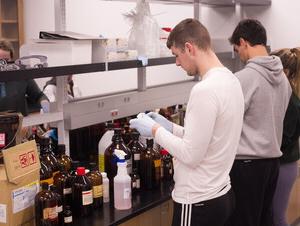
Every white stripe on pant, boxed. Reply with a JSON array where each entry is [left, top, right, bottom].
[[181, 204, 193, 226]]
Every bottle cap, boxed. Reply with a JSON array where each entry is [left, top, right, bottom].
[[160, 149, 169, 155], [101, 172, 107, 178], [57, 144, 66, 154], [114, 149, 126, 163], [106, 121, 114, 130], [131, 131, 140, 140], [146, 139, 153, 148], [41, 182, 49, 190], [65, 205, 71, 211], [89, 162, 98, 171], [50, 185, 57, 192], [114, 128, 122, 135], [76, 167, 85, 176]]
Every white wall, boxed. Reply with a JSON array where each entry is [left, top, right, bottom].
[[23, 0, 300, 96]]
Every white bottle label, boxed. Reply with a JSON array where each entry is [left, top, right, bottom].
[[64, 216, 73, 223], [123, 188, 131, 200], [57, 205, 63, 213], [82, 190, 93, 205], [132, 181, 136, 188], [63, 188, 72, 195], [134, 153, 140, 161], [136, 179, 140, 189]]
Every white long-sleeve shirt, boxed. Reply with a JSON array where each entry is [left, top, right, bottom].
[[155, 67, 244, 204]]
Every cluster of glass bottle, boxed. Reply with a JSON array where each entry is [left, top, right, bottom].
[[100, 123, 174, 209], [34, 136, 108, 225], [34, 119, 174, 224]]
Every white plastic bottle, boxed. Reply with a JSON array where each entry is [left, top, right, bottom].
[[98, 122, 114, 172], [114, 150, 132, 210], [101, 172, 110, 203]]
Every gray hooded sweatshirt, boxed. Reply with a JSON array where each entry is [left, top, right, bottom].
[[235, 55, 291, 159]]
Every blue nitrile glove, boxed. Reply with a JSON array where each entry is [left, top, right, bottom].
[[41, 100, 50, 113], [129, 113, 157, 137], [147, 112, 173, 133]]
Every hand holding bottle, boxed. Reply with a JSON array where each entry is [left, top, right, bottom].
[[147, 112, 173, 133], [129, 113, 157, 137]]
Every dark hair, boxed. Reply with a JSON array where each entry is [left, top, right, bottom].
[[0, 40, 14, 59], [229, 19, 267, 46], [167, 18, 211, 51]]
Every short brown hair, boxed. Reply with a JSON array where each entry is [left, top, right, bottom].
[[167, 18, 211, 51], [0, 40, 14, 59]]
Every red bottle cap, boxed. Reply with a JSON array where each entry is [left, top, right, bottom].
[[160, 149, 169, 155], [76, 167, 85, 176], [162, 27, 172, 32]]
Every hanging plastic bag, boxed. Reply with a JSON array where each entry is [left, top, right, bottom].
[[124, 0, 160, 57]]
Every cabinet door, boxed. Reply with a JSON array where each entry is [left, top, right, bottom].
[[161, 200, 173, 226]]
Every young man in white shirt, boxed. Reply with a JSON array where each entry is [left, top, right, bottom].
[[129, 18, 244, 226]]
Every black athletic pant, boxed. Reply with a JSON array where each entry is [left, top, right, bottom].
[[225, 158, 280, 226], [172, 189, 235, 226]]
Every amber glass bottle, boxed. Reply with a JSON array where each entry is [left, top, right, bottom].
[[40, 161, 54, 185], [160, 149, 174, 181], [63, 205, 73, 225], [87, 162, 103, 209], [72, 167, 93, 217], [127, 131, 145, 174], [53, 164, 72, 208], [151, 140, 161, 188], [140, 139, 154, 190], [50, 185, 63, 226], [56, 144, 72, 172], [104, 128, 131, 200], [35, 182, 59, 226], [40, 137, 60, 177]]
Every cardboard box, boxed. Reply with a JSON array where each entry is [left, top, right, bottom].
[[0, 141, 40, 226]]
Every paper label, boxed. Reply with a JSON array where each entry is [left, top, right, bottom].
[[82, 190, 93, 205], [64, 216, 73, 223], [57, 205, 63, 213], [43, 206, 58, 220], [123, 188, 131, 199], [136, 179, 140, 189], [63, 187, 72, 195], [0, 133, 5, 148], [12, 181, 39, 213], [134, 153, 140, 161], [93, 185, 103, 198], [99, 154, 105, 172], [0, 204, 7, 223], [154, 159, 161, 168]]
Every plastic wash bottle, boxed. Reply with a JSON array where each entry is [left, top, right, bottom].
[[114, 149, 132, 210]]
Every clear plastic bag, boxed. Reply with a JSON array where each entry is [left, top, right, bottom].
[[124, 0, 160, 57]]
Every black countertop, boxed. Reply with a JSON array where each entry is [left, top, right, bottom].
[[73, 181, 174, 226]]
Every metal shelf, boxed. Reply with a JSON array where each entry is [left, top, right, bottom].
[[0, 57, 176, 82], [0, 62, 106, 82]]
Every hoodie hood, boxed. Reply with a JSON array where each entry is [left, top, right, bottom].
[[246, 55, 284, 85]]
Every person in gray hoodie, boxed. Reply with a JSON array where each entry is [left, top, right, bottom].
[[225, 19, 291, 226]]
